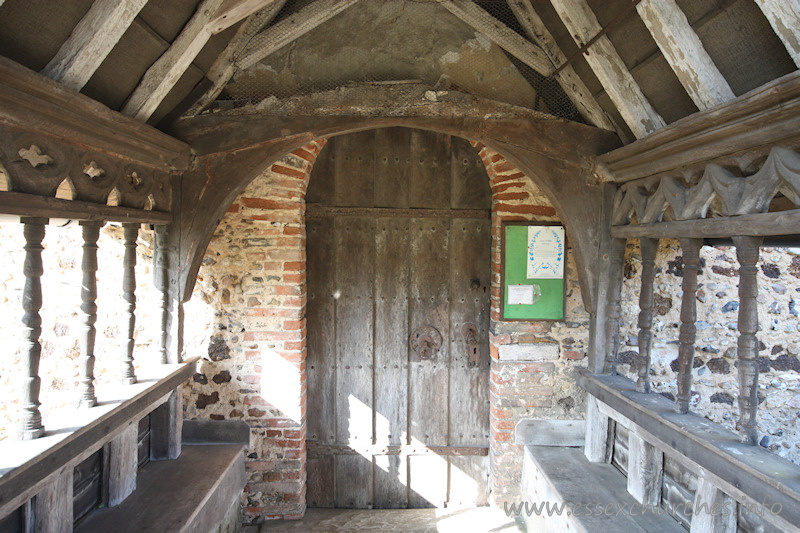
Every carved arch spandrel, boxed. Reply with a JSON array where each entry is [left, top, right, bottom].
[[640, 177, 687, 224], [612, 185, 648, 225], [613, 145, 800, 225], [119, 165, 150, 209]]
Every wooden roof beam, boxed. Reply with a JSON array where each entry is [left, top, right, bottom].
[[207, 0, 282, 34], [183, 1, 287, 117], [506, 0, 616, 133], [41, 0, 149, 91], [549, 0, 665, 139], [437, 0, 553, 77], [236, 0, 361, 71], [637, 0, 734, 110], [122, 0, 280, 121], [754, 0, 800, 68]]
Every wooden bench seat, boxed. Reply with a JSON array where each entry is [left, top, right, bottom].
[[75, 444, 245, 533], [520, 446, 685, 533]]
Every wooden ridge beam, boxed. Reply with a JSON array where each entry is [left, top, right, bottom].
[[506, 0, 616, 133], [754, 0, 800, 68], [636, 0, 734, 110], [549, 0, 665, 138], [41, 0, 148, 91], [438, 0, 553, 76], [236, 0, 361, 71], [183, 0, 287, 117]]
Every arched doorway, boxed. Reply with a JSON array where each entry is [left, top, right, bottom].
[[305, 127, 492, 508]]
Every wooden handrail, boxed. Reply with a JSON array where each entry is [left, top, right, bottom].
[[0, 192, 172, 223], [611, 208, 800, 239]]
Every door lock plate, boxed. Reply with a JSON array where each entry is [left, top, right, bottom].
[[462, 323, 480, 367]]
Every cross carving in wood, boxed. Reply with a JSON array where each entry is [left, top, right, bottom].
[[18, 145, 53, 167], [82, 160, 105, 180], [127, 171, 142, 188]]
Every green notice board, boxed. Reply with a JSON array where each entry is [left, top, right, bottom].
[[502, 223, 565, 320]]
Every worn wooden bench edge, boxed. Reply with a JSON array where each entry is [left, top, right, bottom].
[[0, 357, 199, 518], [75, 444, 245, 533], [577, 369, 800, 529], [521, 445, 686, 532]]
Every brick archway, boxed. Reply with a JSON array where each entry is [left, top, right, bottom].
[[190, 131, 588, 521]]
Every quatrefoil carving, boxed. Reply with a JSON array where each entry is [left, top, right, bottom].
[[127, 171, 142, 189], [83, 160, 105, 180], [18, 145, 53, 167]]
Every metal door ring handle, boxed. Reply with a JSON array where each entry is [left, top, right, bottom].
[[410, 326, 442, 360]]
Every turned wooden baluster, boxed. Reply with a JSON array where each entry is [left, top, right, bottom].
[[78, 221, 101, 407], [676, 238, 703, 414], [636, 238, 658, 393], [121, 223, 138, 384], [19, 218, 47, 439], [154, 225, 169, 364], [733, 236, 763, 445], [604, 238, 627, 373]]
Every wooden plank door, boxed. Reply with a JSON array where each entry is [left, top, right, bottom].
[[306, 128, 491, 509]]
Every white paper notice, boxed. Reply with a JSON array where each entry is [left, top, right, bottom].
[[527, 226, 565, 279], [508, 284, 534, 305]]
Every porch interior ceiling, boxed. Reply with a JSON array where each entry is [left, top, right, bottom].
[[0, 0, 792, 148]]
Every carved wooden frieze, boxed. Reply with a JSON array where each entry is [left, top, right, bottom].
[[0, 124, 172, 212], [612, 145, 800, 226]]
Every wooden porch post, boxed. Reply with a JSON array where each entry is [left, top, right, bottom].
[[154, 224, 169, 364], [604, 238, 627, 373]]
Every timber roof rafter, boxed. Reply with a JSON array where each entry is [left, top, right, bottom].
[[0, 0, 793, 150]]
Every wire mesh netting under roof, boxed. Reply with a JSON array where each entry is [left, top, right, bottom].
[[207, 0, 583, 123]]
